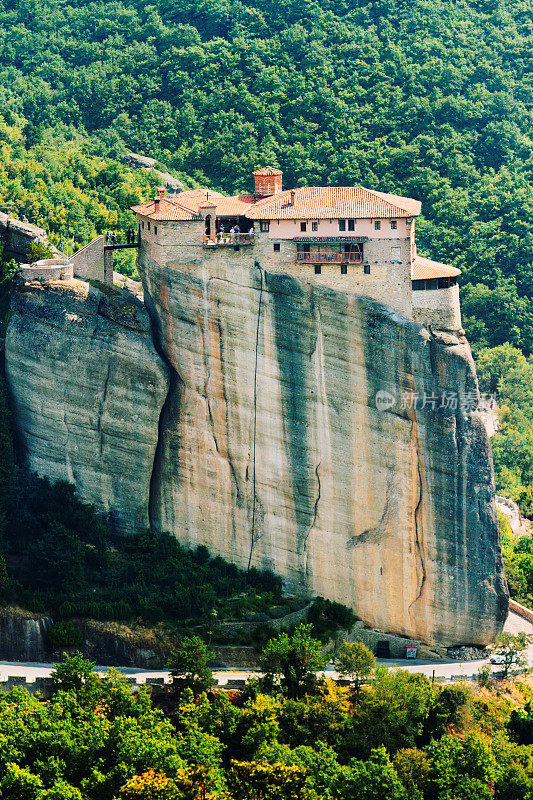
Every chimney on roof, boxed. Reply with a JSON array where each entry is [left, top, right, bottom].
[[154, 187, 165, 212], [253, 167, 283, 198], [290, 189, 295, 205]]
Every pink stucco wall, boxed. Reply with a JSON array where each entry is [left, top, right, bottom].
[[268, 218, 408, 239]]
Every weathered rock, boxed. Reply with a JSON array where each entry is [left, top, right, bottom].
[[5, 278, 169, 532], [138, 253, 508, 647], [4, 260, 509, 647]]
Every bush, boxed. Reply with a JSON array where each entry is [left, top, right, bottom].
[[47, 621, 83, 649]]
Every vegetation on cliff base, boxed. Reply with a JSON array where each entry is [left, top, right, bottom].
[[0, 645, 532, 798]]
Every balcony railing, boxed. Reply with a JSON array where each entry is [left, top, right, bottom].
[[297, 251, 363, 263], [204, 233, 255, 246]]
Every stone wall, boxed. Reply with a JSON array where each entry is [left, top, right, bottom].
[[69, 236, 105, 281], [412, 283, 462, 332]]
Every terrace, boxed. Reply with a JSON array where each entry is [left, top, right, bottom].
[[203, 233, 255, 247]]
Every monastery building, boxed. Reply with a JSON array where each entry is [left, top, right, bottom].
[[132, 168, 462, 331]]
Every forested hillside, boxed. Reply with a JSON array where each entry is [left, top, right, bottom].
[[0, 0, 532, 513]]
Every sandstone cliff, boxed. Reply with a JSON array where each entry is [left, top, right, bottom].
[[5, 279, 169, 532], [4, 269, 508, 646]]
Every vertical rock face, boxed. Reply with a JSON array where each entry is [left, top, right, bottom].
[[5, 279, 169, 533], [4, 264, 508, 646], [138, 253, 508, 647]]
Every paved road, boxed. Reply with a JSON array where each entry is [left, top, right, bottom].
[[0, 611, 531, 686]]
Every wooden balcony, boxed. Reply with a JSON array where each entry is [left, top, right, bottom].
[[297, 251, 363, 263], [204, 233, 255, 247]]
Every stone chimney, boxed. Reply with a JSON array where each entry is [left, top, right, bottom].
[[253, 167, 283, 198]]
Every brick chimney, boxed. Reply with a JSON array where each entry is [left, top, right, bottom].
[[154, 188, 165, 212], [253, 167, 283, 198]]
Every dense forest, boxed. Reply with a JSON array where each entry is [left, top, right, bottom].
[[0, 643, 533, 799]]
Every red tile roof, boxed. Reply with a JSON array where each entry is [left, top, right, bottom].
[[253, 166, 283, 176], [412, 256, 461, 280], [131, 198, 201, 221], [245, 186, 422, 220]]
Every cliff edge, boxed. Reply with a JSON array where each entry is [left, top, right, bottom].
[[4, 269, 508, 646]]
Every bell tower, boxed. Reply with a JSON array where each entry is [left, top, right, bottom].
[[253, 167, 283, 198]]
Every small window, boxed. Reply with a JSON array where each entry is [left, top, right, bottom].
[[142, 221, 144, 229], [147, 222, 151, 231], [312, 221, 318, 232], [338, 219, 346, 231], [260, 220, 270, 232], [426, 278, 438, 290], [348, 219, 355, 231], [273, 242, 280, 252], [390, 220, 397, 230], [374, 220, 381, 230], [341, 264, 347, 275], [154, 226, 158, 235], [314, 264, 321, 274], [412, 279, 425, 291], [300, 222, 307, 232], [364, 264, 370, 274]]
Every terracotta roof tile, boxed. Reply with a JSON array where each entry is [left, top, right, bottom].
[[245, 186, 422, 220], [131, 198, 201, 221], [412, 256, 461, 280], [213, 196, 254, 216], [253, 166, 283, 176]]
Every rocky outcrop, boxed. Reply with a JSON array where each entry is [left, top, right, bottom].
[[139, 255, 507, 647], [0, 211, 60, 262], [4, 279, 169, 532], [122, 153, 184, 195], [4, 264, 508, 646]]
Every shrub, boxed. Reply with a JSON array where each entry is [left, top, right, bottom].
[[47, 621, 83, 649]]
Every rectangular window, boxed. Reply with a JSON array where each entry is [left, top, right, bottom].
[[260, 220, 270, 232], [364, 264, 370, 274], [341, 264, 347, 275], [374, 220, 381, 230], [147, 222, 151, 231], [142, 221, 144, 229], [314, 264, 321, 274], [273, 242, 280, 252], [154, 226, 158, 235], [338, 219, 346, 231], [348, 219, 355, 231], [390, 220, 397, 230], [300, 221, 307, 232], [312, 221, 318, 231], [412, 279, 425, 291]]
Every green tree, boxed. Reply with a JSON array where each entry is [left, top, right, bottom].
[[335, 641, 376, 696], [228, 759, 315, 800], [260, 624, 326, 699], [491, 632, 530, 679], [167, 636, 214, 696]]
